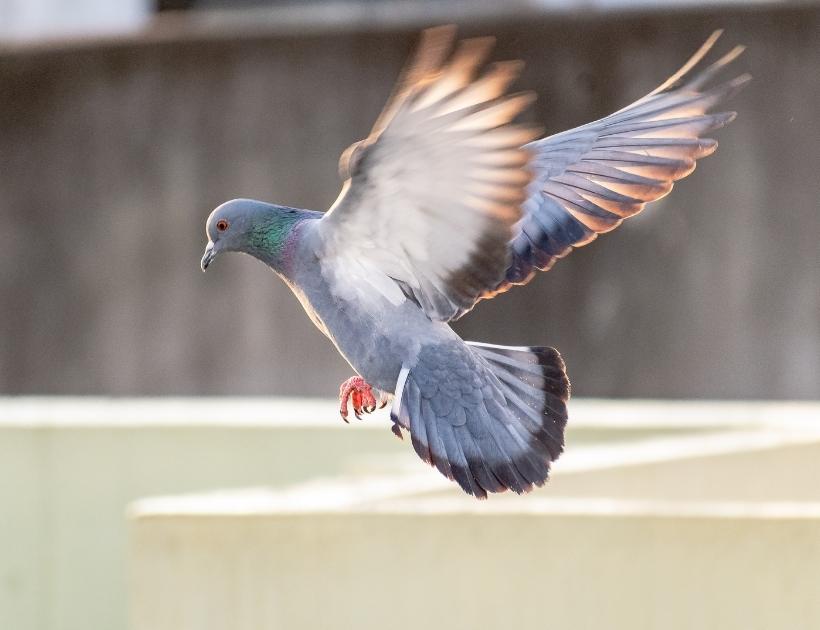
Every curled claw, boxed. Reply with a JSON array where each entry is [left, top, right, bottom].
[[338, 376, 381, 422], [351, 390, 363, 419]]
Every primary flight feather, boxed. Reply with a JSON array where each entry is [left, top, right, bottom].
[[201, 27, 748, 498]]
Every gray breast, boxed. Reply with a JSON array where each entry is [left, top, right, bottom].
[[287, 239, 450, 392]]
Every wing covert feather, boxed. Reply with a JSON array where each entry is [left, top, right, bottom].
[[317, 29, 747, 316], [319, 27, 539, 321]]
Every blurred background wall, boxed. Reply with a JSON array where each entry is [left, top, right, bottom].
[[1, 1, 818, 399]]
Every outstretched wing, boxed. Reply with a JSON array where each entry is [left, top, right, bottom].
[[317, 26, 539, 321], [496, 30, 750, 291]]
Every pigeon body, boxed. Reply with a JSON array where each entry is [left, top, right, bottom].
[[202, 28, 747, 498], [206, 198, 465, 392]]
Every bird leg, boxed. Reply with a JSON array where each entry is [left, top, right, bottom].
[[338, 376, 389, 422]]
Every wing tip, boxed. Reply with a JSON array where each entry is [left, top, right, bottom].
[[644, 29, 747, 101], [715, 110, 738, 127]]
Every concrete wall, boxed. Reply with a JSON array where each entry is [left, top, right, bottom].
[[0, 398, 407, 630], [129, 428, 820, 630], [133, 511, 820, 630], [1, 5, 819, 398], [5, 396, 772, 630]]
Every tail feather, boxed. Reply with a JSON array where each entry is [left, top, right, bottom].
[[456, 422, 507, 494], [469, 342, 569, 460], [390, 341, 570, 498]]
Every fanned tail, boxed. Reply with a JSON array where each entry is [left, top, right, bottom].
[[390, 340, 570, 498], [468, 342, 570, 462]]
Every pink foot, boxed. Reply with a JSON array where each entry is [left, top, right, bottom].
[[338, 376, 388, 422]]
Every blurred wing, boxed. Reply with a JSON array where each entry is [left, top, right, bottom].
[[497, 30, 750, 291], [318, 26, 539, 321]]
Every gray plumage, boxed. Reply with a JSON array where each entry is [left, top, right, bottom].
[[201, 27, 747, 498]]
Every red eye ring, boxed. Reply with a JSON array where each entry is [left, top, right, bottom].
[[216, 219, 229, 232]]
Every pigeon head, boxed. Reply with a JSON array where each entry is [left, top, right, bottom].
[[201, 198, 305, 271]]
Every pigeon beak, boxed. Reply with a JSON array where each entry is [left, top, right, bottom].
[[201, 242, 217, 271]]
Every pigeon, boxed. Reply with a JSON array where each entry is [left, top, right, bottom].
[[201, 27, 748, 498]]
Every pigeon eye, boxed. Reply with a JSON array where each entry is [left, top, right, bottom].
[[216, 219, 229, 232]]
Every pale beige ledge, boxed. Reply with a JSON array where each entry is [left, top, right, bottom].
[[129, 422, 820, 630], [128, 416, 820, 517], [2, 396, 819, 429]]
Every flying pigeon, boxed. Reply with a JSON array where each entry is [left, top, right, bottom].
[[201, 27, 748, 498]]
